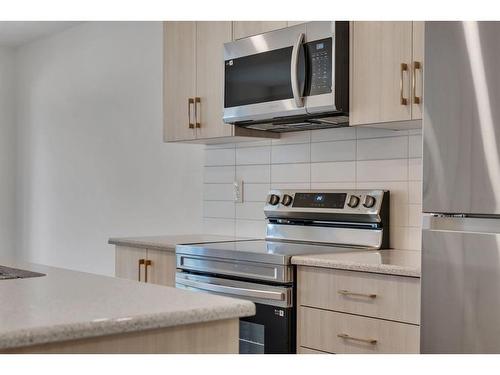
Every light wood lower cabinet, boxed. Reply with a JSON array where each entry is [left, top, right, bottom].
[[298, 307, 420, 354], [298, 267, 420, 325], [115, 246, 176, 287], [297, 265, 421, 354]]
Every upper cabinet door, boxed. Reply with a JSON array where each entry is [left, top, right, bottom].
[[411, 21, 424, 120], [163, 22, 197, 142], [350, 22, 413, 126], [195, 22, 233, 139], [233, 21, 287, 40]]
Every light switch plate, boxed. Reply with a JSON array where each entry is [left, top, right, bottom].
[[234, 180, 243, 203]]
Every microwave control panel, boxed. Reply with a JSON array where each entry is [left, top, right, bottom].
[[305, 37, 333, 96]]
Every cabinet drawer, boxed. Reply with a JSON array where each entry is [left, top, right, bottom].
[[297, 266, 420, 324], [298, 307, 420, 354]]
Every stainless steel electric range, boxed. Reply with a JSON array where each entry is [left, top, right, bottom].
[[175, 189, 390, 354]]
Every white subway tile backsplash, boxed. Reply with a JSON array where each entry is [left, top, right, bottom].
[[204, 218, 235, 236], [409, 134, 423, 158], [271, 163, 310, 183], [357, 136, 408, 161], [271, 130, 310, 145], [356, 127, 408, 139], [235, 219, 266, 238], [236, 202, 266, 220], [205, 148, 235, 166], [236, 146, 271, 165], [204, 166, 235, 183], [311, 161, 356, 183], [243, 183, 270, 202], [204, 183, 233, 201], [356, 159, 408, 182], [408, 227, 422, 250], [409, 158, 423, 181], [311, 127, 356, 142], [409, 181, 422, 204], [271, 182, 311, 190], [408, 204, 422, 227], [236, 165, 270, 183], [204, 201, 235, 219], [272, 143, 310, 164], [310, 182, 356, 190], [203, 127, 423, 250], [311, 140, 356, 162]]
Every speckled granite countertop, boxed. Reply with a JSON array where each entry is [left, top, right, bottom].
[[0, 258, 255, 351], [291, 249, 421, 277], [108, 234, 253, 251]]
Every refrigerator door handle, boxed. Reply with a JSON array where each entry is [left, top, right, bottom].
[[424, 215, 500, 234]]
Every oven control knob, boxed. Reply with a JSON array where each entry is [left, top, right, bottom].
[[281, 194, 293, 206], [268, 194, 280, 206], [363, 195, 377, 208], [347, 195, 360, 208]]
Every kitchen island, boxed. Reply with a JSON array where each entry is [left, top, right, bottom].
[[0, 259, 255, 354]]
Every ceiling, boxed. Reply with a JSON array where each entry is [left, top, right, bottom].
[[0, 21, 81, 47]]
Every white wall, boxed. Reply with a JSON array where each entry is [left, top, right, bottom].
[[15, 22, 204, 275], [0, 47, 16, 257], [203, 126, 423, 251]]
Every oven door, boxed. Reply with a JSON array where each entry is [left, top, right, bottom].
[[176, 272, 295, 354]]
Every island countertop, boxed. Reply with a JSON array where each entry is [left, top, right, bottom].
[[291, 249, 421, 277], [0, 259, 255, 351]]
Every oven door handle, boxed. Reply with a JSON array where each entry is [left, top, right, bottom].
[[176, 278, 286, 301], [291, 32, 305, 108]]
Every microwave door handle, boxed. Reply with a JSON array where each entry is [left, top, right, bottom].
[[291, 32, 305, 108]]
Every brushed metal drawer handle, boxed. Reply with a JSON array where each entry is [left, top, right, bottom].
[[400, 62, 409, 105], [338, 289, 377, 299], [144, 260, 152, 283], [337, 333, 377, 345]]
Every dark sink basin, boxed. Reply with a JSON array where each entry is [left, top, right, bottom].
[[0, 265, 45, 280]]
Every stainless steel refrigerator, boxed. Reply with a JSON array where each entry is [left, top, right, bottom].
[[422, 21, 500, 353]]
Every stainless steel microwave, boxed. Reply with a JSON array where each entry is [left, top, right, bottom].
[[223, 21, 349, 132]]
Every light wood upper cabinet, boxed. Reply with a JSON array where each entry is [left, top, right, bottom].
[[411, 21, 424, 120], [196, 22, 233, 139], [233, 21, 287, 40], [115, 246, 176, 287], [350, 22, 413, 126], [163, 22, 197, 142]]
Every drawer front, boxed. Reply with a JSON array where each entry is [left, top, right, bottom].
[[298, 266, 420, 324], [298, 307, 420, 354], [298, 346, 331, 354]]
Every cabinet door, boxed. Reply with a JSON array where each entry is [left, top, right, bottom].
[[411, 21, 424, 120], [146, 249, 177, 287], [115, 246, 147, 282], [350, 22, 413, 126], [195, 22, 233, 139], [163, 22, 197, 142], [233, 21, 287, 40]]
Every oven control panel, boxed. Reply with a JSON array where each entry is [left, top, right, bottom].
[[265, 189, 388, 217]]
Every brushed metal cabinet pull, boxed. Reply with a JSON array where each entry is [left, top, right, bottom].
[[338, 289, 377, 299], [138, 259, 145, 282], [188, 98, 195, 129], [412, 61, 422, 104], [400, 63, 409, 105], [144, 260, 152, 283], [337, 333, 377, 345], [195, 97, 201, 128]]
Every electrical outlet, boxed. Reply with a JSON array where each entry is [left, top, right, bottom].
[[234, 180, 243, 203]]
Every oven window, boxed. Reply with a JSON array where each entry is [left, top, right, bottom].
[[225, 46, 305, 108], [239, 321, 265, 354]]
